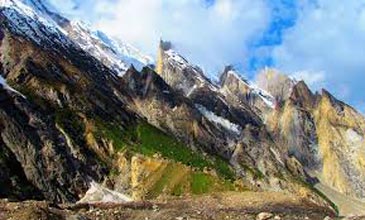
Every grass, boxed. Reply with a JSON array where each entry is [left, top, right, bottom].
[[191, 172, 215, 194], [134, 123, 211, 169], [95, 120, 235, 181], [213, 157, 235, 181], [146, 165, 177, 199], [94, 121, 132, 152], [171, 182, 184, 197]]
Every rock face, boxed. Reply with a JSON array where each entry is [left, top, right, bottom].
[[314, 90, 365, 199], [219, 65, 275, 116], [265, 75, 365, 201], [256, 68, 296, 105]]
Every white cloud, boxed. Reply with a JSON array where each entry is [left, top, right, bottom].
[[272, 0, 365, 107], [290, 70, 326, 89], [85, 0, 270, 75], [47, 0, 365, 111]]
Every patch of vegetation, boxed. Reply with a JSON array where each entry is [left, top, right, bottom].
[[95, 121, 235, 181], [213, 157, 235, 181], [146, 165, 177, 199], [171, 182, 184, 197], [108, 168, 120, 177], [190, 172, 215, 194], [94, 120, 134, 152], [133, 123, 211, 169]]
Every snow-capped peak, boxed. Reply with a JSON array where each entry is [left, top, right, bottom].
[[0, 0, 72, 47], [2, 0, 154, 77], [163, 47, 219, 92], [66, 20, 154, 76]]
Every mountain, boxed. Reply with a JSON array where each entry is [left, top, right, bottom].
[[16, 0, 154, 76], [219, 65, 276, 115], [64, 20, 154, 76], [156, 40, 365, 215], [1, 0, 365, 218]]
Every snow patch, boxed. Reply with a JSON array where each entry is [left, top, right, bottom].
[[78, 181, 132, 204], [0, 75, 26, 98], [226, 70, 275, 108], [0, 0, 72, 47], [196, 104, 241, 134], [69, 20, 154, 77], [165, 49, 219, 92]]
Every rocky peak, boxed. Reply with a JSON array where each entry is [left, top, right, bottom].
[[154, 39, 217, 96], [319, 88, 348, 114], [218, 66, 276, 114], [20, 0, 69, 25], [219, 65, 239, 86], [256, 67, 296, 105], [289, 80, 316, 109]]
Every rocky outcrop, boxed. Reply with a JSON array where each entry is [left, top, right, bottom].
[[120, 66, 230, 155], [256, 68, 296, 106], [314, 90, 365, 199], [266, 79, 365, 202], [219, 66, 275, 116]]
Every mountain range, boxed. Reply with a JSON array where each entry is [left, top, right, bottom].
[[0, 0, 365, 219]]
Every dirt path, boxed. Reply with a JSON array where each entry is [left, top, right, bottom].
[[0, 191, 335, 220]]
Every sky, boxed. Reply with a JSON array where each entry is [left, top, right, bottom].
[[48, 0, 365, 112]]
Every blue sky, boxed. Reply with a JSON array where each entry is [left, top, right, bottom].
[[49, 0, 365, 112]]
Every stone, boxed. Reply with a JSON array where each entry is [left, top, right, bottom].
[[256, 212, 274, 220], [66, 214, 88, 220]]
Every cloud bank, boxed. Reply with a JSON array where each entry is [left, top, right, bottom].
[[48, 0, 365, 112], [50, 0, 270, 76], [270, 0, 365, 110]]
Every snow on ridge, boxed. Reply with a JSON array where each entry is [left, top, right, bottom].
[[2, 1, 153, 77], [196, 104, 241, 134], [165, 49, 219, 92], [165, 49, 190, 70], [69, 20, 154, 76], [0, 0, 71, 46], [227, 69, 275, 108], [0, 75, 26, 98]]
